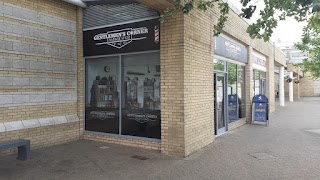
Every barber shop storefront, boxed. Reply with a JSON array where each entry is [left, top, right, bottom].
[[252, 51, 267, 96], [0, 0, 288, 158], [213, 35, 247, 135], [84, 16, 161, 140]]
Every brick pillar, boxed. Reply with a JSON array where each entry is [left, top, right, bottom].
[[267, 56, 275, 112], [245, 46, 254, 123], [160, 12, 185, 156], [160, 10, 214, 157], [183, 10, 214, 156], [76, 7, 84, 138]]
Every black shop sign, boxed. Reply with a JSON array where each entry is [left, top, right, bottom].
[[84, 19, 160, 57], [214, 36, 248, 63]]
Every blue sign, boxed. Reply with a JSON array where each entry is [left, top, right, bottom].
[[253, 103, 267, 122], [252, 95, 268, 123], [228, 94, 238, 120], [228, 102, 237, 120]]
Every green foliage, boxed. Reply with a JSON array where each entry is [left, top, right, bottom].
[[295, 12, 320, 79], [228, 64, 237, 85], [240, 0, 319, 41], [160, 0, 320, 42], [160, 0, 228, 36]]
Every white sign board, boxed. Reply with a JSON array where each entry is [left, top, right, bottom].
[[252, 51, 267, 72]]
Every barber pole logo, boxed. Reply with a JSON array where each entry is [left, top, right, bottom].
[[154, 25, 159, 43]]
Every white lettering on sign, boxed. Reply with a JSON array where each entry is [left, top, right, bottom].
[[225, 41, 241, 58], [93, 27, 149, 49]]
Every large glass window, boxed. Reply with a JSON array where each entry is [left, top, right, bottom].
[[85, 56, 120, 134], [238, 65, 246, 118], [121, 53, 160, 139], [85, 52, 160, 139], [254, 70, 260, 95], [214, 59, 225, 71], [227, 62, 246, 124], [253, 69, 267, 95]]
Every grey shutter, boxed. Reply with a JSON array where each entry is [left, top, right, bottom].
[[83, 2, 159, 30]]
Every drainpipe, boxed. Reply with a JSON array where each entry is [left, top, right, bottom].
[[62, 0, 86, 7]]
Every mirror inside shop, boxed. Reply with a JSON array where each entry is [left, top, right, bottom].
[[85, 52, 161, 139]]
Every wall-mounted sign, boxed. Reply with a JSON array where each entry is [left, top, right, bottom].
[[253, 51, 267, 72], [214, 35, 248, 63], [84, 19, 160, 57]]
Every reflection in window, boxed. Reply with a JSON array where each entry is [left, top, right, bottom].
[[214, 59, 225, 71], [122, 53, 160, 139], [254, 70, 260, 95], [238, 66, 246, 118], [253, 70, 267, 95], [228, 63, 237, 123], [227, 63, 246, 123], [85, 52, 161, 139], [85, 57, 120, 134]]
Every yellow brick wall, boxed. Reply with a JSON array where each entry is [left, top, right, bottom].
[[300, 73, 315, 97], [183, 10, 214, 156], [0, 122, 79, 156], [0, 103, 77, 123], [0, 0, 80, 156], [76, 7, 85, 138], [245, 47, 254, 123], [84, 133, 161, 151], [159, 12, 186, 156]]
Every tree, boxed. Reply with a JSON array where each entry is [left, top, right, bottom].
[[295, 12, 320, 79], [160, 0, 320, 41]]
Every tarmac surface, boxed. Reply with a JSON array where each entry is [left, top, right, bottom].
[[0, 97, 320, 180]]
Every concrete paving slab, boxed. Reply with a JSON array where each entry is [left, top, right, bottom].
[[1, 97, 320, 180]]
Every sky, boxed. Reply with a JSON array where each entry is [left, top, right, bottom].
[[271, 17, 307, 45], [227, 0, 308, 46]]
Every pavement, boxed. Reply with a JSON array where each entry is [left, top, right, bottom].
[[1, 97, 320, 180]]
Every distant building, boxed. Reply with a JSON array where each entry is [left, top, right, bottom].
[[277, 41, 320, 97], [277, 43, 309, 64]]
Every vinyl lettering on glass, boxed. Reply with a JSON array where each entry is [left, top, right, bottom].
[[121, 53, 160, 139], [85, 52, 161, 139], [85, 57, 120, 134]]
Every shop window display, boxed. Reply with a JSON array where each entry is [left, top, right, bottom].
[[214, 59, 225, 71], [121, 53, 160, 139], [253, 70, 267, 95], [85, 57, 120, 134], [238, 66, 246, 118], [85, 52, 161, 139], [227, 63, 246, 123]]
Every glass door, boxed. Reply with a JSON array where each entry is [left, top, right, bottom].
[[214, 73, 227, 135], [260, 79, 267, 95]]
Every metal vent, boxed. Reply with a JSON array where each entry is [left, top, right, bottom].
[[83, 2, 159, 30]]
